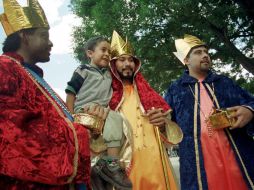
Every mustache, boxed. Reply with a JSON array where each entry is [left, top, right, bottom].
[[201, 59, 210, 63], [201, 57, 209, 61], [122, 66, 134, 71]]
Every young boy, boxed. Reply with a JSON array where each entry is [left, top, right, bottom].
[[65, 36, 132, 190]]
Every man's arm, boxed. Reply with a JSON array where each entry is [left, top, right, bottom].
[[164, 84, 177, 122], [65, 66, 87, 113]]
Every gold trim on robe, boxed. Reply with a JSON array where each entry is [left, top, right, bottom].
[[193, 83, 203, 190], [2, 55, 79, 183], [120, 84, 179, 190]]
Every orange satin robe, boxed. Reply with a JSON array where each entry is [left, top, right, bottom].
[[120, 84, 179, 190], [199, 81, 248, 190]]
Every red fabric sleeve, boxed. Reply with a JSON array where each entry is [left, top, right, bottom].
[[135, 72, 170, 112]]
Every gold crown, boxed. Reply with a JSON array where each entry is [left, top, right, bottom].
[[173, 34, 206, 64], [111, 30, 134, 59], [0, 0, 49, 36]]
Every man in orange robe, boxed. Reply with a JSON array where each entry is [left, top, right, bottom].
[[101, 31, 183, 190]]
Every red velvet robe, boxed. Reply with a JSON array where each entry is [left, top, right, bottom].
[[0, 53, 90, 189]]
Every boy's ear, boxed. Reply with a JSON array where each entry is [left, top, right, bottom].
[[86, 50, 93, 58]]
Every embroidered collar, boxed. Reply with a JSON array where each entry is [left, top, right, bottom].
[[23, 62, 44, 78]]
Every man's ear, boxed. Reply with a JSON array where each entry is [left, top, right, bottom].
[[183, 57, 189, 65], [19, 31, 29, 45]]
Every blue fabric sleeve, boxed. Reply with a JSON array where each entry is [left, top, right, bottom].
[[228, 78, 254, 137], [164, 84, 176, 122]]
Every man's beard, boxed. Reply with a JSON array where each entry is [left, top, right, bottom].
[[200, 65, 210, 73], [118, 72, 134, 81]]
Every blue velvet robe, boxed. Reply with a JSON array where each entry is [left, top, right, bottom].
[[165, 70, 254, 190]]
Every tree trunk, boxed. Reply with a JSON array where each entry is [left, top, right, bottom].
[[206, 18, 254, 75]]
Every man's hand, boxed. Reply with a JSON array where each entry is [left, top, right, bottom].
[[146, 107, 168, 129], [227, 106, 254, 129]]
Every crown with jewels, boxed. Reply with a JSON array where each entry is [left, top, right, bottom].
[[173, 34, 206, 64], [0, 0, 49, 36]]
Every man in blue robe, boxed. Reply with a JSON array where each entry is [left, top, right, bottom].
[[165, 34, 254, 190]]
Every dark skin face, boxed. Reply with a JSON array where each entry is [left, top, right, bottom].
[[19, 28, 53, 64]]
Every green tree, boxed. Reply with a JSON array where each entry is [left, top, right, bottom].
[[70, 0, 254, 94]]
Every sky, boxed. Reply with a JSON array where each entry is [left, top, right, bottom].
[[0, 0, 82, 100]]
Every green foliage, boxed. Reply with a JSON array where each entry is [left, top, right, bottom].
[[69, 0, 254, 94]]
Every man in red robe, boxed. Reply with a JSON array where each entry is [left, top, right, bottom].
[[0, 0, 105, 189]]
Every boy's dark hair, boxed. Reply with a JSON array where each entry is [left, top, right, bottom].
[[2, 28, 37, 53], [83, 36, 108, 61]]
